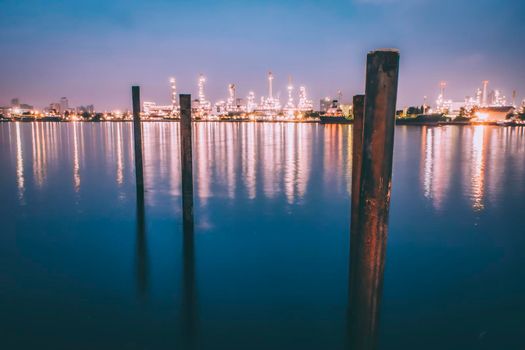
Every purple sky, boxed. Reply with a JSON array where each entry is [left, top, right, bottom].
[[1, 0, 524, 110]]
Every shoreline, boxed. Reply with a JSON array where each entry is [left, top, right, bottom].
[[1, 119, 523, 126]]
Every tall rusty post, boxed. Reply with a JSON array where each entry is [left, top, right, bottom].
[[132, 86, 144, 193], [348, 50, 400, 350], [179, 93, 196, 349]]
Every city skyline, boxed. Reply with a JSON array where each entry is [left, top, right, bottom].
[[3, 73, 522, 113], [1, 0, 525, 110]]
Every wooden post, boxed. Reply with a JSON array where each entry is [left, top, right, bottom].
[[179, 94, 194, 230], [132, 86, 147, 300], [132, 86, 144, 193], [348, 50, 400, 350], [179, 93, 196, 349], [349, 94, 365, 310]]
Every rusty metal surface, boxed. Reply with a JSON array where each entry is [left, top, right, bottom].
[[348, 50, 400, 350]]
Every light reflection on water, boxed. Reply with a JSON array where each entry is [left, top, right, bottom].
[[1, 122, 525, 349], [15, 122, 25, 202], [9, 122, 525, 213]]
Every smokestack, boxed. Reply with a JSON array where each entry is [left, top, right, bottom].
[[482, 80, 489, 107]]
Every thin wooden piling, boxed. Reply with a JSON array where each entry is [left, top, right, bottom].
[[179, 94, 194, 229], [179, 93, 196, 349], [132, 86, 144, 193], [132, 86, 147, 300], [349, 94, 365, 282], [348, 50, 400, 350]]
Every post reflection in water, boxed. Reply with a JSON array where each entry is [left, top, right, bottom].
[[181, 208, 197, 349], [135, 185, 148, 300]]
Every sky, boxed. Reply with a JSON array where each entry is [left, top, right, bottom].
[[1, 0, 524, 110]]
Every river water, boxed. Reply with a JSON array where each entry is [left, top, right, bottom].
[[0, 122, 524, 349]]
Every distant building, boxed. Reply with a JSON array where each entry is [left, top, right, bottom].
[[447, 101, 464, 116], [0, 106, 11, 116], [9, 98, 33, 113], [49, 103, 61, 113], [77, 105, 95, 113], [235, 98, 244, 110], [60, 97, 69, 113], [142, 101, 172, 117]]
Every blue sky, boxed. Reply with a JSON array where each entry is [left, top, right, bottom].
[[1, 0, 524, 110]]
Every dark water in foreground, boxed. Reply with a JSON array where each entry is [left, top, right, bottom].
[[0, 122, 524, 349]]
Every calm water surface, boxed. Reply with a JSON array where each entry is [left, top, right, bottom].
[[0, 122, 524, 349]]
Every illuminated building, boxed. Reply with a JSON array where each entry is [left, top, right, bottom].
[[170, 77, 179, 115], [258, 71, 281, 114], [482, 80, 489, 107], [435, 81, 453, 113], [475, 88, 482, 106], [226, 83, 237, 112], [143, 101, 172, 117], [77, 105, 95, 113], [49, 103, 61, 113], [297, 86, 313, 112], [214, 100, 226, 114], [283, 77, 295, 117], [235, 98, 245, 111], [246, 91, 257, 113], [60, 97, 69, 113], [197, 74, 212, 117]]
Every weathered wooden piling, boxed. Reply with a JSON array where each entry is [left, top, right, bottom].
[[132, 86, 147, 300], [349, 94, 365, 283], [179, 94, 194, 229], [348, 50, 400, 350], [179, 93, 196, 349], [132, 86, 144, 193]]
